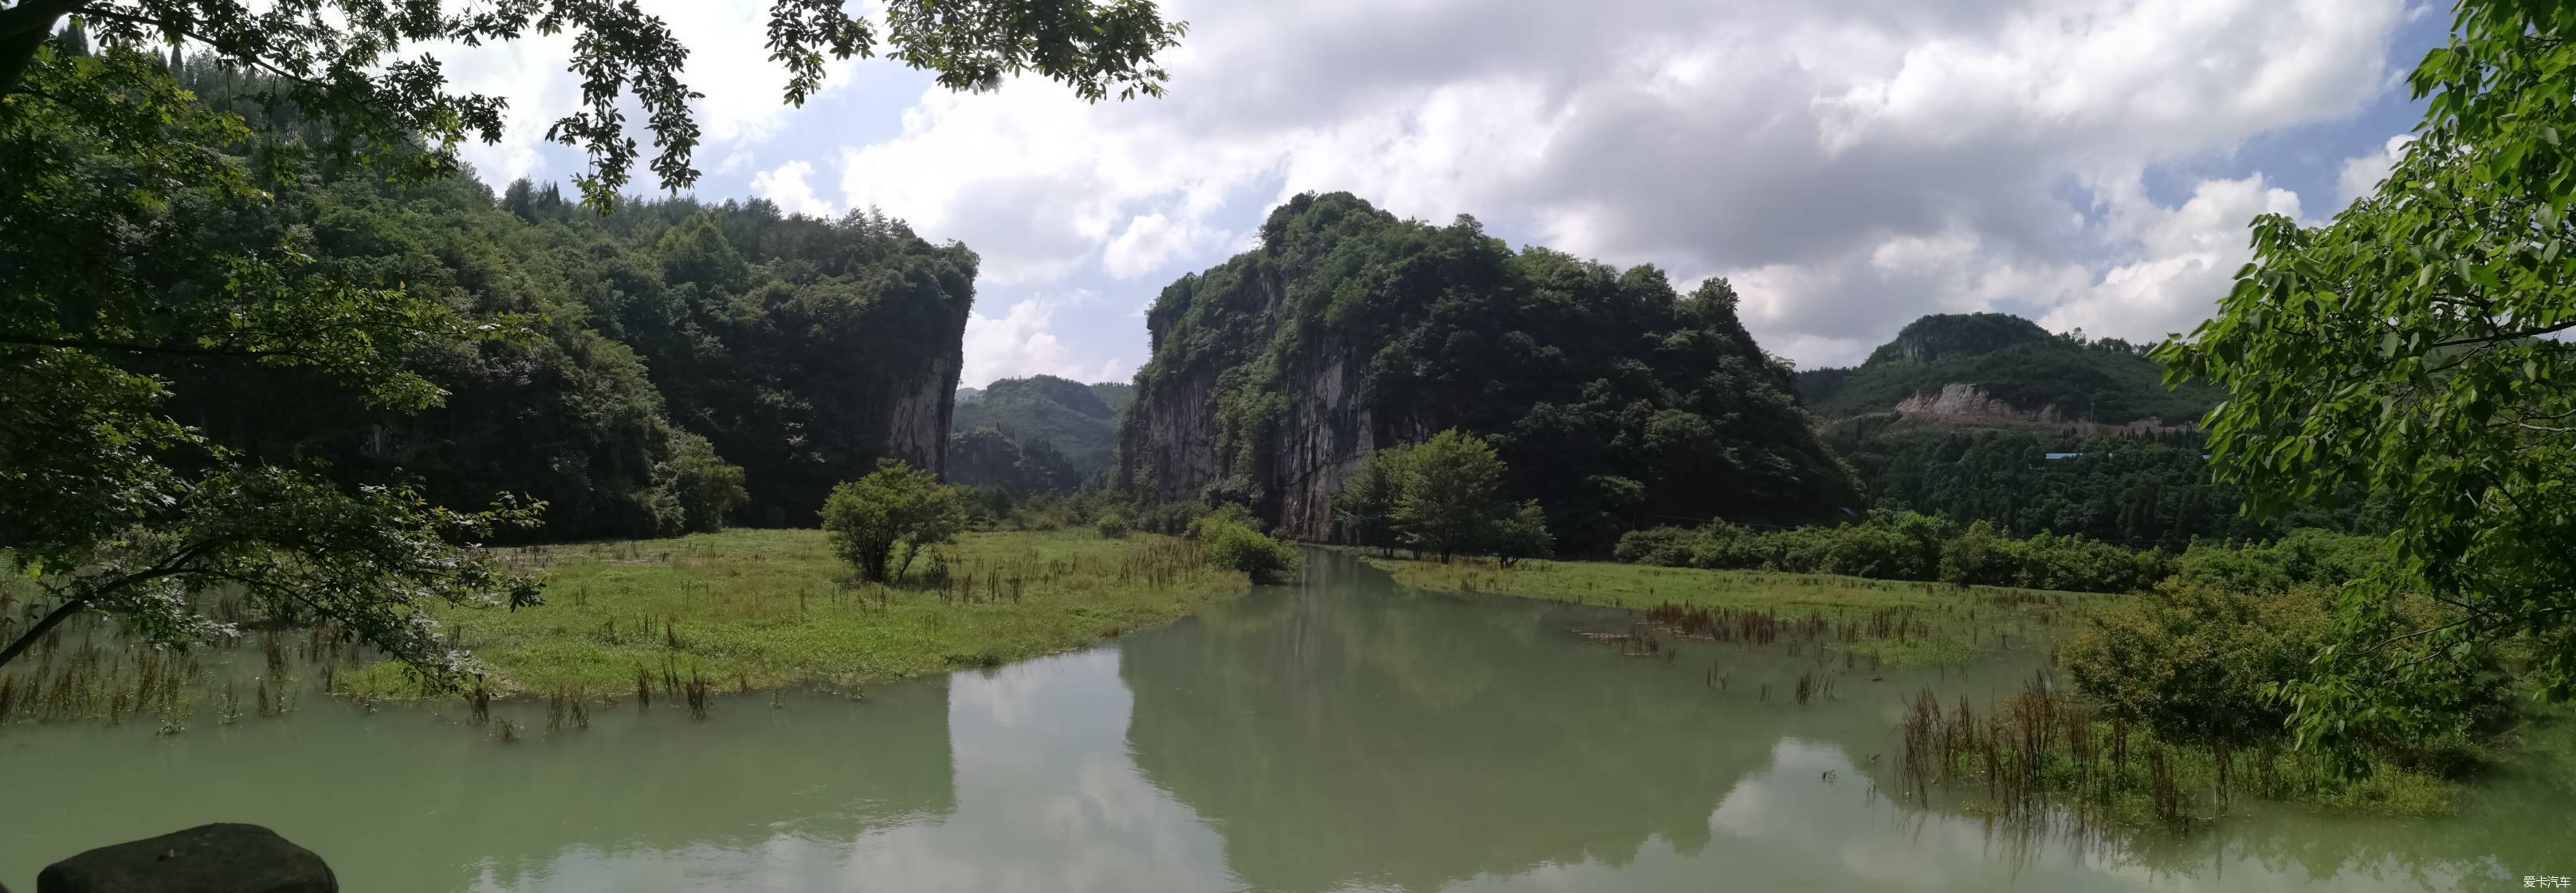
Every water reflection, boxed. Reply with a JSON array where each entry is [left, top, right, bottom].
[[831, 649, 1235, 891], [3, 549, 2563, 892]]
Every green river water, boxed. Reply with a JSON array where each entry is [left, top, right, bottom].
[[3, 549, 2570, 891]]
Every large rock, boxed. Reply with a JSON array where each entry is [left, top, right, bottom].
[[37, 824, 335, 893]]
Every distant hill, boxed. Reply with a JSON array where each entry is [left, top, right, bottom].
[[1795, 313, 2219, 427], [948, 376, 1131, 490]]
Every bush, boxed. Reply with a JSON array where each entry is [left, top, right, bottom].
[[2064, 583, 2328, 752], [1186, 502, 1259, 539], [665, 431, 749, 534], [1200, 519, 1299, 582], [1613, 526, 1696, 566], [821, 459, 967, 584], [1095, 514, 1130, 539]]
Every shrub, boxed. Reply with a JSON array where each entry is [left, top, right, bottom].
[[1187, 502, 1259, 539], [1612, 526, 1696, 566], [2064, 583, 2329, 753], [1095, 514, 1130, 539], [1200, 519, 1300, 582], [665, 431, 749, 534], [821, 459, 967, 584]]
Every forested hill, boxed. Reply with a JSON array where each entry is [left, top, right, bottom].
[[1795, 313, 2221, 426], [948, 376, 1133, 492], [151, 59, 976, 537], [1120, 192, 1857, 552]]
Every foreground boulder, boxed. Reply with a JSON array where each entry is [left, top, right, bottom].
[[37, 824, 335, 893]]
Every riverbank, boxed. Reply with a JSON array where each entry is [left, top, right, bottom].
[[1365, 553, 2107, 664], [336, 529, 1246, 699]]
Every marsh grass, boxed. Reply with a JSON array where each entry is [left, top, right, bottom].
[[336, 529, 1245, 699], [1371, 555, 2100, 664], [1895, 674, 2458, 829]]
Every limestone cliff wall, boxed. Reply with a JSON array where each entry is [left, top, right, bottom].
[[1118, 285, 1436, 541], [889, 338, 963, 477]]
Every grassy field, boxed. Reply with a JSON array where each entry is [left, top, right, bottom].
[[337, 529, 1244, 699], [1365, 553, 2109, 664]]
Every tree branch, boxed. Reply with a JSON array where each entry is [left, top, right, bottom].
[[0, 592, 88, 667]]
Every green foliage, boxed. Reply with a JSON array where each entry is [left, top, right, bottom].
[[2065, 585, 2327, 752], [1332, 447, 1407, 551], [0, 44, 537, 679], [1125, 192, 1854, 552], [1393, 431, 1513, 561], [0, 0, 1184, 210], [2065, 581, 2505, 779], [1797, 313, 2221, 425], [664, 431, 749, 534], [1095, 514, 1131, 539], [1614, 511, 2172, 595], [821, 460, 967, 584], [949, 376, 1129, 485], [1186, 502, 1260, 539], [947, 427, 1083, 496], [1335, 430, 1552, 562], [1491, 501, 1553, 568], [1196, 519, 1299, 584], [2155, 0, 2576, 746]]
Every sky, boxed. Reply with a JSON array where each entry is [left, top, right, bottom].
[[442, 0, 2450, 388]]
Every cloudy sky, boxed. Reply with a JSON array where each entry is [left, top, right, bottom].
[[447, 0, 2444, 387]]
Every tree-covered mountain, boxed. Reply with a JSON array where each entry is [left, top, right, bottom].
[[1796, 313, 2379, 545], [947, 376, 1132, 493], [1120, 192, 1857, 552], [135, 59, 976, 537], [1796, 313, 2221, 426]]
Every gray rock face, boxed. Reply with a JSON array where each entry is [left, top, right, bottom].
[[1120, 289, 1439, 541], [1892, 383, 2062, 423], [37, 824, 335, 893]]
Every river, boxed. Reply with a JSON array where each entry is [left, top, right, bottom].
[[2, 549, 2567, 891]]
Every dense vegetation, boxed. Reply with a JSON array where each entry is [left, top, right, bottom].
[[1123, 192, 1856, 553], [1793, 313, 2369, 548], [1615, 510, 2385, 597], [2154, 0, 2576, 751], [1797, 313, 2221, 425], [2, 0, 1188, 681], [1336, 430, 1551, 564], [148, 57, 977, 537], [948, 376, 1132, 493]]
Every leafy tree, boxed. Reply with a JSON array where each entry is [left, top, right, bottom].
[[1332, 444, 1412, 553], [2156, 0, 2576, 749], [0, 0, 1186, 210], [2, 0, 1184, 676], [1394, 431, 1512, 562], [666, 431, 749, 534], [0, 43, 537, 678], [1491, 500, 1552, 568], [821, 459, 966, 584]]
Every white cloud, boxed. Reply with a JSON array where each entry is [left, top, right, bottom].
[[1102, 213, 1227, 280], [2041, 174, 2305, 341], [750, 160, 834, 218], [822, 0, 2407, 366], [2336, 134, 2417, 206], [442, 0, 2421, 372], [960, 299, 1129, 387]]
